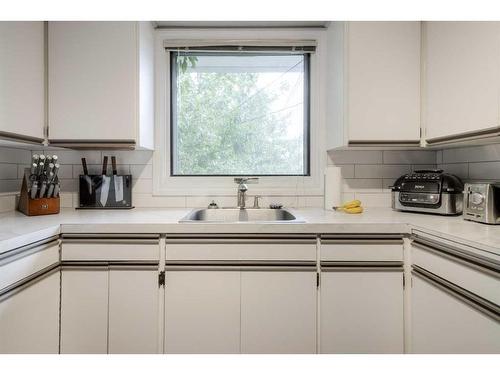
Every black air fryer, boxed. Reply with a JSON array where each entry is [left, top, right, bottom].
[[391, 170, 464, 215]]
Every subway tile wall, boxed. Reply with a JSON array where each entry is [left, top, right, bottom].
[[327, 149, 437, 207], [436, 144, 500, 182], [2, 144, 500, 213]]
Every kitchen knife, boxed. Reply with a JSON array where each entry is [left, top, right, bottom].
[[39, 180, 47, 198], [52, 181, 60, 198], [30, 180, 38, 199], [81, 158, 92, 195], [46, 172, 55, 198], [99, 156, 110, 207], [111, 156, 124, 202]]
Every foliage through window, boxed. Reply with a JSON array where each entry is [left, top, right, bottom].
[[170, 51, 310, 176]]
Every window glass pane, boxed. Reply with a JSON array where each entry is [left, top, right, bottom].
[[171, 52, 309, 176]]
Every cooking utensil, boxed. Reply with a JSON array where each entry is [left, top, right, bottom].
[[39, 180, 47, 198], [99, 156, 110, 207], [111, 156, 124, 202], [30, 180, 38, 199], [52, 181, 60, 198], [81, 158, 92, 195]]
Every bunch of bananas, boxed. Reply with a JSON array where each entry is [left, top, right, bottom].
[[333, 199, 363, 214]]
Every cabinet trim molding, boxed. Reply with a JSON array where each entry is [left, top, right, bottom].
[[412, 236, 500, 274], [48, 140, 136, 149], [425, 126, 500, 146], [0, 264, 59, 300], [0, 131, 44, 145], [412, 266, 500, 321]]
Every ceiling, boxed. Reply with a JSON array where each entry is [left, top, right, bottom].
[[154, 21, 329, 29]]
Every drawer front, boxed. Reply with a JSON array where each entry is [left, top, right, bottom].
[[0, 240, 59, 291], [412, 242, 500, 305], [62, 239, 159, 261], [321, 241, 403, 262], [166, 240, 316, 262]]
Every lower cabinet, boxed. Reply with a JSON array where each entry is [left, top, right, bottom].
[[240, 270, 317, 354], [412, 269, 500, 354], [410, 235, 500, 354], [108, 266, 159, 354], [320, 268, 404, 353], [164, 267, 317, 354], [164, 270, 241, 354], [0, 269, 60, 354], [60, 266, 159, 354], [60, 267, 109, 354]]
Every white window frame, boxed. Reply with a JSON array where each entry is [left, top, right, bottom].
[[153, 28, 327, 196]]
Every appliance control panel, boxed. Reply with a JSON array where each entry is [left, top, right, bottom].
[[465, 184, 487, 213], [399, 192, 440, 205]]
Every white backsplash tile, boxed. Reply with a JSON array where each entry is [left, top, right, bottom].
[[111, 150, 153, 165], [3, 144, 499, 211], [437, 163, 469, 180], [342, 178, 383, 193], [468, 161, 500, 180], [328, 150, 383, 164], [0, 147, 31, 164], [355, 192, 392, 208], [132, 178, 153, 194], [0, 163, 19, 180], [383, 150, 436, 164], [133, 193, 186, 208], [130, 164, 153, 179], [354, 164, 411, 179], [442, 144, 500, 163]]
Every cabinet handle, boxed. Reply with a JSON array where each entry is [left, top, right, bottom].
[[412, 266, 500, 321], [412, 239, 500, 276], [0, 238, 59, 265], [0, 264, 60, 300]]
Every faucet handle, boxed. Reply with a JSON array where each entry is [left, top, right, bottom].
[[234, 177, 259, 184], [253, 195, 261, 209]]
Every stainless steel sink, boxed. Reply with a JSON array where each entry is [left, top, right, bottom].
[[179, 208, 304, 223]]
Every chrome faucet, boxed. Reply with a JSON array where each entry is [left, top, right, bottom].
[[234, 177, 259, 208]]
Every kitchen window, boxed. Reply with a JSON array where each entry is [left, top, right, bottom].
[[154, 30, 326, 196], [169, 49, 311, 176]]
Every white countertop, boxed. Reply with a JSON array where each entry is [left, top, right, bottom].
[[1, 207, 500, 259]]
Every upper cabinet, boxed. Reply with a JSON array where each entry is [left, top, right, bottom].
[[0, 22, 45, 143], [327, 21, 421, 149], [424, 22, 500, 146], [48, 22, 154, 149]]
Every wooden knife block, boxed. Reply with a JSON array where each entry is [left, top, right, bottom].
[[17, 170, 60, 216]]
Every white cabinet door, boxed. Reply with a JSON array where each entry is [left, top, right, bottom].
[[164, 270, 241, 354], [412, 274, 500, 354], [320, 270, 404, 353], [347, 21, 421, 143], [0, 21, 45, 141], [60, 268, 109, 354], [0, 270, 60, 354], [48, 22, 140, 144], [240, 270, 317, 354], [108, 267, 159, 354], [425, 22, 500, 141]]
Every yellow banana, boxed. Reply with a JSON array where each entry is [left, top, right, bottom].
[[333, 200, 361, 210], [342, 200, 362, 209], [343, 206, 363, 214], [333, 200, 363, 214]]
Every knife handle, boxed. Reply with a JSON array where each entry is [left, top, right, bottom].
[[53, 183, 60, 198], [30, 181, 38, 199], [81, 158, 89, 175], [39, 181, 47, 198], [102, 156, 108, 175], [47, 183, 55, 198], [111, 156, 117, 175]]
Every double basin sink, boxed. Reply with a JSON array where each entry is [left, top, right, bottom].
[[180, 208, 303, 223]]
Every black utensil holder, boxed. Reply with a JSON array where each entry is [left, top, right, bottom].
[[78, 175, 133, 209]]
